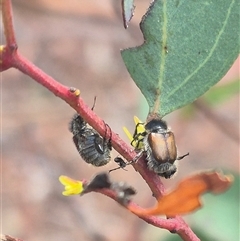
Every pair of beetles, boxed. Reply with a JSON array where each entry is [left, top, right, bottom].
[[69, 113, 189, 179]]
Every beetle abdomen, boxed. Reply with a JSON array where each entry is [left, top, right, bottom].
[[70, 113, 112, 167]]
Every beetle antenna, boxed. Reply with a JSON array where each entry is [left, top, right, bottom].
[[91, 96, 97, 110]]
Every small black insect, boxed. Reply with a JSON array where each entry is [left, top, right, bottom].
[[69, 113, 112, 166], [132, 118, 189, 178], [109, 157, 130, 172]]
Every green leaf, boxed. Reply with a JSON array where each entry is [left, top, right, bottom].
[[121, 0, 239, 117]]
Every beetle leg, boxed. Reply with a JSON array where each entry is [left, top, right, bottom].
[[177, 152, 189, 160], [131, 150, 144, 163]]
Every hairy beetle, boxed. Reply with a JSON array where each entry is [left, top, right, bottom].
[[132, 118, 189, 178], [69, 113, 112, 166]]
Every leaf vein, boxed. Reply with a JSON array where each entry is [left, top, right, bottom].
[[166, 0, 236, 100]]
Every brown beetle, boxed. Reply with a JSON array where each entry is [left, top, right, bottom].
[[133, 119, 189, 178]]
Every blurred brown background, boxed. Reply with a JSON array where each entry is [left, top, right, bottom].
[[1, 1, 239, 241]]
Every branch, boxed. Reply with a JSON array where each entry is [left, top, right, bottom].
[[90, 185, 200, 241], [1, 30, 166, 201], [1, 2, 200, 240], [1, 0, 16, 46]]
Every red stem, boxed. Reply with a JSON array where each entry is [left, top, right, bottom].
[[2, 0, 16, 46], [0, 0, 165, 200], [95, 188, 200, 241], [1, 1, 200, 240], [11, 51, 166, 199]]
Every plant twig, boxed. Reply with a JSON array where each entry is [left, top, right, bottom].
[[1, 0, 16, 46], [2, 40, 167, 201], [1, 1, 200, 240], [1, 0, 165, 202], [92, 187, 200, 241]]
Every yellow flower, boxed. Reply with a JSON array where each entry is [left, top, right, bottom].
[[123, 116, 145, 149], [0, 45, 5, 51], [59, 175, 84, 196]]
